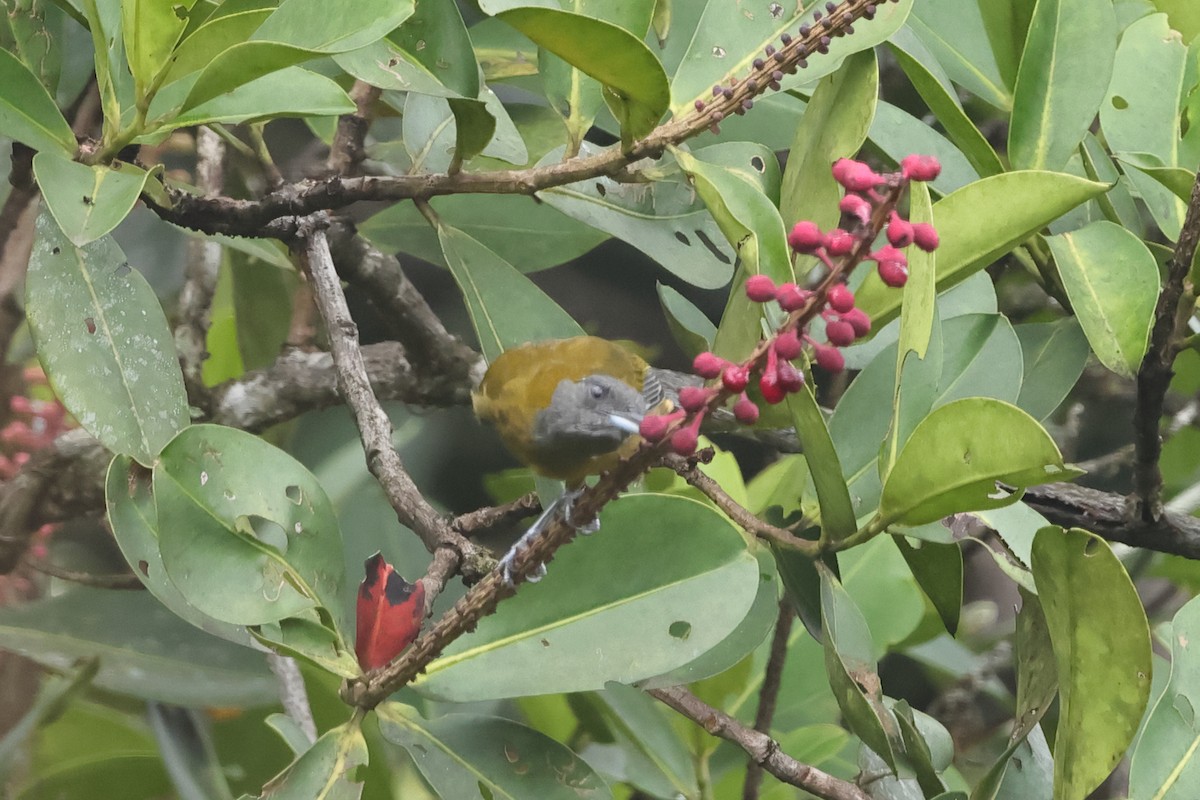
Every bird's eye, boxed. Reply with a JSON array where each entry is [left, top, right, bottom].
[[589, 382, 608, 399]]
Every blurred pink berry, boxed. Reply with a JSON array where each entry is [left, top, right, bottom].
[[901, 154, 941, 182], [670, 416, 703, 455], [787, 221, 824, 253], [693, 352, 728, 379], [759, 370, 787, 405], [832, 158, 881, 192], [775, 283, 809, 312], [843, 307, 871, 338], [640, 410, 683, 442], [912, 223, 939, 252], [826, 319, 856, 347], [878, 259, 909, 288], [745, 275, 777, 302], [722, 365, 750, 393], [774, 330, 803, 360], [827, 284, 855, 313], [678, 386, 714, 412], [776, 361, 804, 393], [839, 194, 872, 224], [886, 212, 914, 248], [733, 393, 760, 424], [825, 228, 856, 256], [813, 344, 845, 372]]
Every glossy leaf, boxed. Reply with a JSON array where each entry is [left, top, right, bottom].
[[0, 587, 275, 707], [390, 0, 478, 98], [437, 222, 583, 364], [161, 8, 273, 86], [33, 153, 152, 245], [1015, 318, 1090, 420], [880, 399, 1078, 526], [870, 100, 982, 195], [256, 721, 367, 800], [788, 385, 857, 543], [0, 45, 75, 153], [855, 172, 1110, 327], [153, 424, 347, 632], [481, 0, 669, 141], [1129, 594, 1200, 799], [1101, 13, 1188, 239], [819, 562, 899, 771], [412, 494, 759, 701], [379, 704, 610, 800], [122, 0, 194, 90], [841, 535, 927, 656], [895, 537, 962, 636], [106, 453, 253, 647], [26, 211, 189, 464], [333, 37, 457, 99], [1008, 0, 1116, 171], [779, 49, 878, 236], [1032, 527, 1152, 800], [658, 282, 715, 355], [908, 0, 1013, 110], [590, 684, 696, 796], [1046, 220, 1159, 379]]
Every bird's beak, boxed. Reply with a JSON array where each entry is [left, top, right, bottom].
[[607, 412, 643, 434]]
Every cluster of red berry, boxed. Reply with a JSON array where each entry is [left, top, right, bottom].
[[641, 155, 941, 457]]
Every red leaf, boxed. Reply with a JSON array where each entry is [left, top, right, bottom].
[[355, 552, 425, 671]]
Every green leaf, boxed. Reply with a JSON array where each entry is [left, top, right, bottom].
[[1032, 528, 1152, 800], [480, 0, 669, 141], [855, 172, 1110, 328], [1130, 594, 1200, 799], [390, 0, 477, 98], [33, 153, 152, 245], [841, 535, 927, 655], [122, 0, 194, 91], [1015, 318, 1090, 421], [153, 425, 347, 636], [254, 721, 367, 800], [106, 453, 254, 647], [437, 222, 583, 364], [673, 148, 790, 360], [1046, 220, 1159, 379], [870, 101, 982, 195], [26, 210, 188, 464], [160, 7, 273, 86], [538, 143, 739, 290], [590, 684, 697, 796], [1100, 13, 1189, 239], [788, 385, 857, 542], [0, 660, 97, 778], [908, 0, 1013, 110], [880, 399, 1079, 526], [148, 66, 354, 132], [0, 46, 75, 153], [0, 587, 276, 706], [333, 37, 458, 98], [379, 704, 610, 799], [412, 494, 759, 701], [819, 562, 899, 770], [658, 282, 715, 355], [779, 48, 878, 237], [895, 537, 962, 636], [1008, 0, 1117, 171]]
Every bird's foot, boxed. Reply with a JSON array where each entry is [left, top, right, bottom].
[[562, 488, 600, 535]]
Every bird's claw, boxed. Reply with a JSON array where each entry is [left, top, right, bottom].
[[498, 547, 547, 587]]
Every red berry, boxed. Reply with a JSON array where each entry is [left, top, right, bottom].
[[832, 158, 881, 192], [825, 228, 856, 256], [886, 212, 914, 248], [787, 221, 824, 253], [912, 223, 939, 252], [722, 365, 750, 392], [838, 193, 872, 224], [878, 259, 909, 288], [775, 283, 810, 312], [759, 370, 787, 404], [678, 386, 714, 412], [733, 393, 760, 424], [639, 413, 673, 442], [776, 361, 804, 393], [843, 307, 871, 338], [901, 154, 941, 182], [813, 344, 845, 372], [670, 426, 699, 455], [826, 319, 856, 347], [827, 284, 855, 313], [745, 275, 777, 302], [773, 329, 803, 360], [693, 352, 727, 379]]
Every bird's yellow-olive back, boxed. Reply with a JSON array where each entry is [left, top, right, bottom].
[[472, 337, 651, 484]]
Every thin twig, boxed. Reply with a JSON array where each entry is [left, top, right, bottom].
[[649, 685, 870, 800], [451, 493, 541, 537], [22, 555, 143, 589], [743, 602, 796, 800], [1133, 169, 1200, 519], [266, 653, 317, 745], [327, 80, 381, 176]]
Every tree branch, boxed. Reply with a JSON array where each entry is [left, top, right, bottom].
[[1133, 169, 1200, 519], [648, 685, 870, 800], [744, 602, 796, 800]]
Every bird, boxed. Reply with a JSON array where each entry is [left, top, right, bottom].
[[472, 336, 666, 584]]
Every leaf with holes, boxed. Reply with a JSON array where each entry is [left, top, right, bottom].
[[412, 494, 758, 701], [153, 425, 347, 636], [34, 153, 154, 246], [379, 704, 610, 800], [26, 211, 188, 465]]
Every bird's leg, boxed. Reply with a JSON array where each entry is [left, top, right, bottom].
[[498, 485, 596, 585]]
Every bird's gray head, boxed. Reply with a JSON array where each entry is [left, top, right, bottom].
[[532, 374, 647, 456]]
